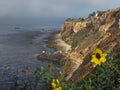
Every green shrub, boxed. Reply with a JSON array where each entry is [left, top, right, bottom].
[[61, 51, 120, 90]]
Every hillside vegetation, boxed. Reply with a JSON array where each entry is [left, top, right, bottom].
[[51, 7, 120, 90], [39, 7, 120, 90]]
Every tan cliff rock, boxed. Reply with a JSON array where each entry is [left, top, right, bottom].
[[58, 7, 120, 81], [73, 21, 89, 33]]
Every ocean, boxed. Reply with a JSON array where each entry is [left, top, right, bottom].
[[0, 26, 59, 90]]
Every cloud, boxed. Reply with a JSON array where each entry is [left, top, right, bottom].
[[80, 0, 106, 5], [0, 0, 119, 25]]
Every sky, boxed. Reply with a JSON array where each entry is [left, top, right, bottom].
[[0, 0, 120, 27]]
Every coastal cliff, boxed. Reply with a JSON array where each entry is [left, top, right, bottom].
[[53, 7, 120, 81]]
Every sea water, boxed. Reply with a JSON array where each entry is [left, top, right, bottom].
[[0, 26, 59, 90]]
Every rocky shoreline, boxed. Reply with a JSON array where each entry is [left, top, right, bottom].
[[37, 32, 71, 64], [37, 31, 85, 81]]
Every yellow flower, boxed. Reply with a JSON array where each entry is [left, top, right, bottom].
[[56, 79, 59, 84], [91, 48, 106, 65], [58, 87, 62, 90], [53, 87, 62, 90], [52, 79, 55, 83], [51, 82, 56, 88], [51, 79, 56, 88], [51, 79, 62, 90]]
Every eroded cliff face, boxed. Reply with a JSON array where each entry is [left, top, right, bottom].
[[59, 7, 120, 80]]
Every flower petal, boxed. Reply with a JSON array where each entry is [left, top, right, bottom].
[[56, 79, 59, 84], [51, 82, 56, 88], [100, 57, 106, 63], [95, 48, 102, 54]]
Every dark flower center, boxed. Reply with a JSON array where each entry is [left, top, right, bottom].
[[96, 53, 101, 59]]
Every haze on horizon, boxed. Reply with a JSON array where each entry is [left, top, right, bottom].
[[0, 0, 120, 27]]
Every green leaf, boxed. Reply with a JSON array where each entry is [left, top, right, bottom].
[[35, 76, 41, 83], [44, 72, 53, 80], [36, 67, 45, 75]]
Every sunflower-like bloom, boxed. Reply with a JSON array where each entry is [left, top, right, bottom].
[[51, 79, 62, 90], [91, 48, 106, 66]]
